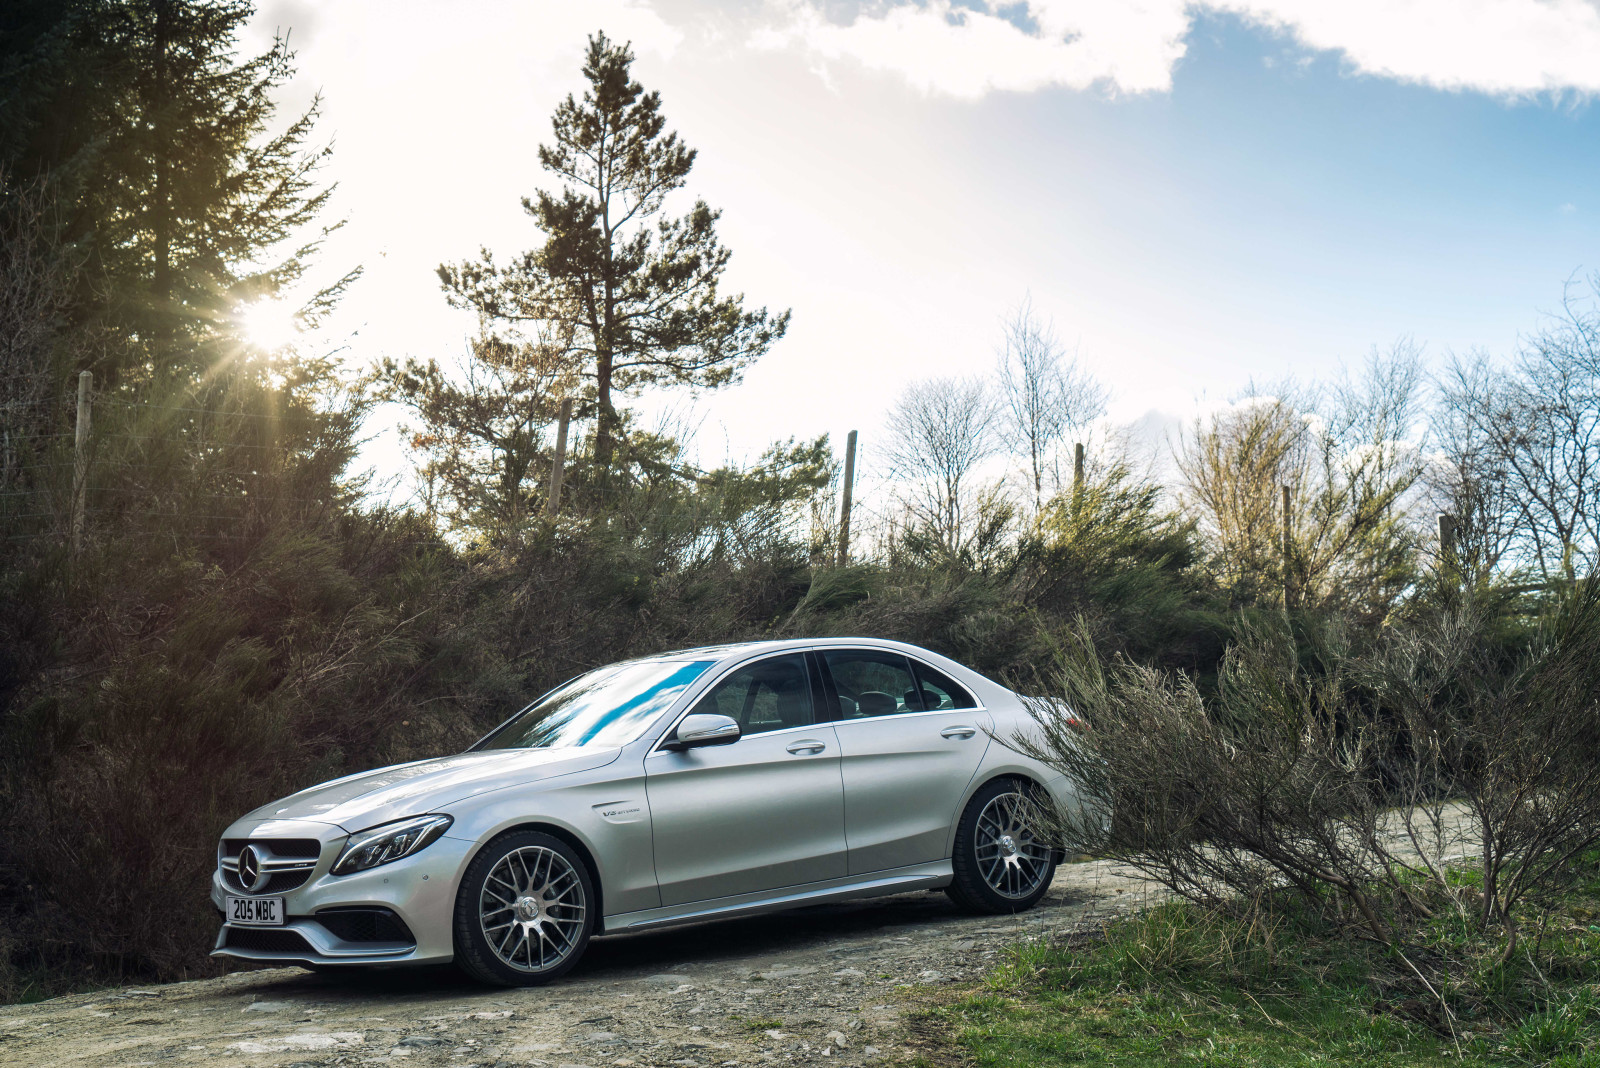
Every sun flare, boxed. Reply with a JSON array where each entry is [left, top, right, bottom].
[[238, 299, 300, 351]]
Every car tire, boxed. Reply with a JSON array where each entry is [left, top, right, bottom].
[[453, 830, 596, 986], [946, 778, 1058, 914]]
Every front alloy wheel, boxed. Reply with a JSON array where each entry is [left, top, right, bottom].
[[453, 830, 595, 985]]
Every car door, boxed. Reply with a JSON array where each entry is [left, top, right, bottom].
[[818, 648, 992, 875], [645, 652, 846, 906]]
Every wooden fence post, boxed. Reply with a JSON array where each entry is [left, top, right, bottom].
[[1072, 442, 1085, 507], [546, 397, 572, 518], [1438, 513, 1458, 565], [71, 370, 92, 555], [1281, 483, 1292, 608], [836, 429, 857, 567]]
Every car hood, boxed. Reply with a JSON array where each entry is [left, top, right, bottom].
[[243, 747, 622, 830]]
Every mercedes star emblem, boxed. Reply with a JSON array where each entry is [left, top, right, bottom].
[[238, 844, 269, 893]]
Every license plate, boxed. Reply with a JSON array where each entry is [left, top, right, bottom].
[[226, 895, 285, 926]]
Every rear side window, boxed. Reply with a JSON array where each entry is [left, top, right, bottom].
[[910, 661, 977, 710], [693, 653, 814, 736], [821, 650, 922, 719]]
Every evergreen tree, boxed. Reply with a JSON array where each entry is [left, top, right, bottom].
[[0, 0, 354, 383], [437, 32, 788, 470], [0, 0, 385, 997], [0, 0, 362, 571], [378, 332, 578, 539]]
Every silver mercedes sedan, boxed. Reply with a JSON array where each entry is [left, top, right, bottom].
[[211, 638, 1090, 985]]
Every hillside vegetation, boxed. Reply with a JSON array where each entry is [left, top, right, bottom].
[[2, 2, 1598, 1006]]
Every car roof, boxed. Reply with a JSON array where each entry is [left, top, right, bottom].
[[619, 638, 1010, 706], [638, 637, 959, 669]]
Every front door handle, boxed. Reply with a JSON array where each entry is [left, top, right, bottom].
[[786, 739, 827, 754], [940, 726, 978, 739]]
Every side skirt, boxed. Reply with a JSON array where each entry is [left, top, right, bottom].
[[601, 860, 954, 934]]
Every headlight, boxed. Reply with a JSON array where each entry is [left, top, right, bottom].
[[331, 814, 454, 875]]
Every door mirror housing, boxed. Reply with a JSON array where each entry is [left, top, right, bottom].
[[664, 713, 741, 751]]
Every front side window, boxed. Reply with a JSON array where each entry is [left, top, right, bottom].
[[476, 660, 713, 750], [822, 650, 922, 720], [692, 653, 814, 737]]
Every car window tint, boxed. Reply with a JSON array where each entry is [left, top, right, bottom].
[[695, 654, 813, 736], [911, 661, 978, 710], [822, 650, 922, 719]]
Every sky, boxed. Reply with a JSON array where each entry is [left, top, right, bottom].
[[243, 0, 1600, 495]]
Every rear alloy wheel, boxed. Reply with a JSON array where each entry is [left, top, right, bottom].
[[947, 778, 1057, 914], [453, 830, 595, 985]]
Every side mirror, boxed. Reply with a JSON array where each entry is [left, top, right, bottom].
[[664, 713, 741, 751]]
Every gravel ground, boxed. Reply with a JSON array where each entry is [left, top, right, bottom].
[[0, 858, 1157, 1068]]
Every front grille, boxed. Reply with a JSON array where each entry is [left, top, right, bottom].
[[218, 838, 324, 895], [316, 908, 416, 945], [223, 927, 314, 954], [222, 838, 321, 858], [223, 870, 313, 894]]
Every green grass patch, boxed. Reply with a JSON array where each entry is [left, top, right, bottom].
[[736, 1016, 785, 1032], [911, 878, 1600, 1068]]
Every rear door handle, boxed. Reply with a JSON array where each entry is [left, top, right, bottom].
[[940, 726, 978, 739], [786, 739, 827, 754]]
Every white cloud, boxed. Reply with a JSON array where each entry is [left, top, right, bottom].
[[753, 0, 1600, 100], [750, 0, 1190, 98], [1223, 0, 1600, 97]]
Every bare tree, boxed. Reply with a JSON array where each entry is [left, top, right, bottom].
[[1178, 345, 1427, 615], [996, 297, 1107, 511], [1437, 280, 1600, 583], [1430, 353, 1520, 581], [1308, 346, 1430, 615], [1177, 390, 1305, 604], [886, 376, 1002, 559]]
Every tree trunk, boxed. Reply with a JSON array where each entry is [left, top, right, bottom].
[[152, 0, 172, 305], [1032, 438, 1042, 514], [594, 352, 616, 469]]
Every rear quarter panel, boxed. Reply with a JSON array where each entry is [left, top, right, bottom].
[[942, 690, 1094, 857]]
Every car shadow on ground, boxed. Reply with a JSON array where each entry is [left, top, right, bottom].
[[238, 885, 1085, 1002]]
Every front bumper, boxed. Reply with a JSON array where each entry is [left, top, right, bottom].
[[210, 818, 473, 967]]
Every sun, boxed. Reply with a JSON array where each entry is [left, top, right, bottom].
[[238, 299, 300, 352]]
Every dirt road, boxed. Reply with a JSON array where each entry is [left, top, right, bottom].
[[0, 859, 1155, 1068]]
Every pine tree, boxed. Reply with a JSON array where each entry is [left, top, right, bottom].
[[378, 332, 578, 539], [0, 0, 355, 383], [0, 1, 383, 995], [0, 0, 363, 568], [438, 32, 788, 470]]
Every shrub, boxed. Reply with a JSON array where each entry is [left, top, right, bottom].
[[1018, 577, 1600, 961]]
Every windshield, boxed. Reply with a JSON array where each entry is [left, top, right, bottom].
[[475, 660, 713, 750]]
